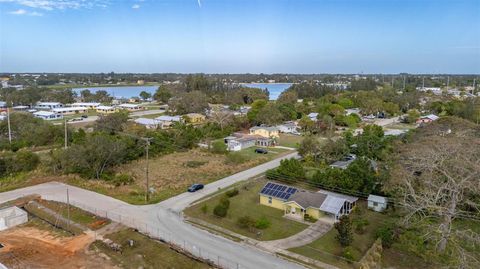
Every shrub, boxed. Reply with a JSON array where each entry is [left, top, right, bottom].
[[112, 174, 134, 186], [335, 215, 353, 247], [219, 196, 230, 209], [237, 215, 256, 230], [342, 246, 355, 262], [255, 216, 271, 229], [11, 150, 40, 173], [353, 218, 369, 234], [304, 214, 317, 223], [225, 188, 239, 198], [376, 223, 395, 248], [210, 140, 228, 154], [201, 204, 208, 214], [213, 204, 228, 217], [225, 152, 247, 165]]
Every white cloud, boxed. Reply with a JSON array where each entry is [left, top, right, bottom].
[[8, 8, 43, 16], [0, 0, 110, 11], [9, 8, 26, 14], [132, 4, 140, 9]]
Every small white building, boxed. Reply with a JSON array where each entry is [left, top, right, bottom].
[[96, 105, 117, 114], [33, 111, 63, 120], [368, 195, 388, 212], [52, 107, 88, 115], [70, 102, 101, 109], [276, 122, 300, 135], [35, 102, 63, 110], [12, 105, 30, 111], [134, 118, 160, 129], [155, 115, 183, 128], [307, 112, 319, 121], [117, 103, 143, 111], [0, 206, 28, 231]]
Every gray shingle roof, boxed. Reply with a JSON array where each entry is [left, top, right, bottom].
[[287, 190, 327, 209]]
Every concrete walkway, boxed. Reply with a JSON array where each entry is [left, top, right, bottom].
[[260, 220, 333, 250]]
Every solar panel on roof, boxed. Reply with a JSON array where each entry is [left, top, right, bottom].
[[280, 186, 286, 191], [266, 182, 272, 188]]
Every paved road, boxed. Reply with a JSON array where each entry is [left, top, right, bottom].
[[0, 152, 304, 269]]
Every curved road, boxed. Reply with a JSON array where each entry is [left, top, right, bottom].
[[0, 152, 304, 269]]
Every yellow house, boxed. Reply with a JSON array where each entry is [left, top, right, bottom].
[[96, 105, 117, 114], [259, 182, 358, 222], [184, 113, 206, 124], [249, 126, 279, 138]]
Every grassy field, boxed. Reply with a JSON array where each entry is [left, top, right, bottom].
[[289, 203, 387, 269], [90, 228, 210, 269], [68, 147, 291, 205], [36, 200, 110, 230], [278, 133, 303, 148], [184, 178, 308, 241]]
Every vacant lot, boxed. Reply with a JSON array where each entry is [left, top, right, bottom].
[[0, 219, 115, 269], [185, 178, 308, 241], [90, 228, 210, 269], [289, 203, 387, 269], [278, 134, 303, 148], [69, 147, 291, 204]]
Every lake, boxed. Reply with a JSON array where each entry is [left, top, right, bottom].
[[73, 83, 293, 100], [241, 83, 293, 100], [73, 86, 159, 99]]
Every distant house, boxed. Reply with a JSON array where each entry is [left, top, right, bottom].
[[52, 107, 88, 115], [70, 102, 101, 109], [416, 114, 439, 124], [12, 105, 30, 111], [345, 108, 361, 116], [259, 182, 358, 222], [249, 126, 279, 138], [134, 118, 160, 129], [33, 111, 63, 120], [224, 132, 276, 151], [184, 113, 206, 124], [416, 87, 442, 95], [0, 101, 6, 108], [307, 112, 319, 121], [368, 195, 388, 212], [117, 103, 143, 111], [225, 135, 257, 151], [330, 154, 357, 170], [96, 105, 117, 114], [35, 102, 63, 110], [155, 115, 183, 128], [276, 122, 300, 135]]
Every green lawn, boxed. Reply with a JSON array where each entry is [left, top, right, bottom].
[[278, 134, 303, 148], [184, 178, 308, 241], [289, 203, 388, 269], [90, 228, 210, 269]]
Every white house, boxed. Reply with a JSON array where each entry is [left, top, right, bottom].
[[368, 195, 388, 212], [276, 122, 300, 135], [155, 115, 182, 128], [307, 112, 319, 121], [134, 118, 160, 129], [70, 102, 101, 109], [33, 111, 63, 120], [117, 103, 143, 111], [35, 102, 63, 110], [52, 107, 88, 115]]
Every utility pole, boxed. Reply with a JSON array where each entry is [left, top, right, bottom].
[[446, 76, 450, 91], [403, 76, 406, 90], [66, 188, 70, 230], [422, 77, 425, 89], [142, 137, 153, 202], [7, 106, 12, 144], [473, 78, 476, 95], [391, 76, 394, 88], [64, 118, 68, 149]]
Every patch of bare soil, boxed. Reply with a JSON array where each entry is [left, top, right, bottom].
[[0, 226, 117, 269]]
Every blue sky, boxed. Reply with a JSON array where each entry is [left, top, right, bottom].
[[0, 0, 479, 73]]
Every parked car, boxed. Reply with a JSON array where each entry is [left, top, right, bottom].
[[81, 115, 88, 118], [255, 148, 268, 154], [68, 118, 83, 122], [187, 184, 204, 192]]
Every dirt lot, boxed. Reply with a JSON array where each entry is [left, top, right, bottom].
[[0, 223, 116, 269]]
